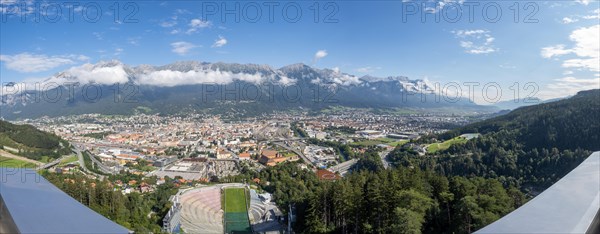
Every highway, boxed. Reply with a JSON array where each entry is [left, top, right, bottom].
[[87, 149, 118, 175], [73, 145, 107, 179], [39, 158, 61, 169], [273, 142, 313, 168]]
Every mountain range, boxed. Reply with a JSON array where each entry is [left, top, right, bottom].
[[1, 61, 497, 119]]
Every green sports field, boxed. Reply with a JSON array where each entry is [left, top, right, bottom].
[[224, 188, 251, 234]]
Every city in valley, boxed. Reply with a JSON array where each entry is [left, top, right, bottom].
[[0, 110, 486, 233], [20, 110, 477, 179], [1, 1, 598, 233]]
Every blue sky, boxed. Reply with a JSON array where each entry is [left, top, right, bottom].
[[0, 0, 598, 102]]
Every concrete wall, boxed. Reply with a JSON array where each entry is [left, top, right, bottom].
[[0, 195, 20, 234]]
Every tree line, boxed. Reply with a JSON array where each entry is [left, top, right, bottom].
[[42, 171, 177, 233], [226, 158, 524, 233]]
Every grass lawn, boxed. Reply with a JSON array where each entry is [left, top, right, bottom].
[[351, 138, 404, 147], [224, 187, 251, 234], [376, 137, 396, 143], [388, 140, 409, 147], [427, 137, 468, 153], [351, 139, 385, 147], [39, 156, 53, 163], [224, 188, 248, 213], [0, 156, 38, 168], [58, 155, 79, 166]]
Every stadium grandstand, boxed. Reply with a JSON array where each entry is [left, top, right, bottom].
[[178, 186, 225, 233]]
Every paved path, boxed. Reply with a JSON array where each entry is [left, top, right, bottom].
[[379, 149, 393, 169], [0, 149, 44, 166]]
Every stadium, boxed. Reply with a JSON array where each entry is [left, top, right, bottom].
[[163, 183, 284, 234]]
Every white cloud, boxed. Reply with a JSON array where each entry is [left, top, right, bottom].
[[562, 17, 578, 24], [453, 29, 486, 37], [330, 74, 361, 86], [137, 69, 265, 87], [422, 0, 466, 13], [582, 9, 600, 19], [541, 25, 600, 72], [452, 29, 497, 54], [171, 41, 198, 55], [0, 0, 18, 4], [540, 25, 600, 99], [0, 1, 34, 17], [4, 62, 130, 91], [60, 62, 129, 85], [0, 53, 88, 73], [186, 19, 211, 34], [539, 76, 600, 99], [355, 66, 382, 73], [313, 50, 328, 63], [128, 37, 141, 46], [499, 64, 517, 69], [160, 21, 177, 28], [561, 9, 599, 23], [114, 48, 124, 56], [92, 32, 103, 40], [541, 44, 572, 58], [575, 0, 591, 5], [212, 35, 227, 48], [190, 19, 210, 27], [277, 75, 297, 86]]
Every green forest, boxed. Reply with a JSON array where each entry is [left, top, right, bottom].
[[227, 158, 525, 233], [0, 120, 71, 160], [41, 171, 177, 233], [389, 90, 599, 191]]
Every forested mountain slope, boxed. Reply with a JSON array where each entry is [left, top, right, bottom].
[[0, 120, 71, 160], [440, 89, 599, 151], [389, 89, 599, 190]]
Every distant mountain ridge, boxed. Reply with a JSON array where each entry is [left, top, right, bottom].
[[492, 96, 571, 110], [0, 60, 496, 119]]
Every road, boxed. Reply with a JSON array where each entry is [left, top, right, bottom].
[[87, 149, 117, 175], [329, 159, 357, 176], [379, 149, 393, 169], [270, 137, 303, 142], [73, 145, 106, 179], [39, 157, 61, 169], [273, 142, 313, 167]]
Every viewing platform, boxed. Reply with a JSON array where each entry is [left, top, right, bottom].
[[476, 152, 600, 233]]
